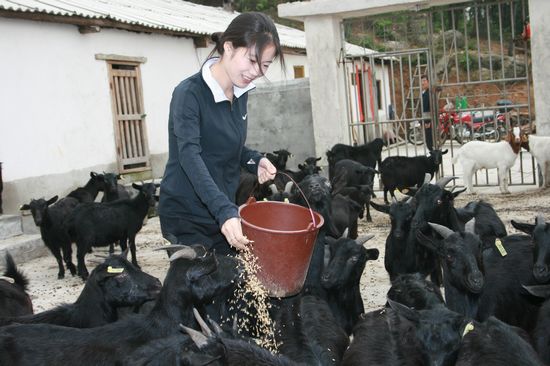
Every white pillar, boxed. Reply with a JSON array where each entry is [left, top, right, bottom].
[[303, 15, 348, 165], [528, 0, 550, 135]]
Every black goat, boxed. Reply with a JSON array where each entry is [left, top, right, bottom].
[[265, 149, 293, 171], [0, 245, 240, 365], [456, 316, 545, 366], [271, 294, 349, 365], [380, 149, 448, 203], [0, 251, 161, 328], [0, 252, 32, 317], [67, 171, 104, 203], [342, 301, 467, 366], [99, 172, 132, 255], [65, 183, 158, 280], [20, 196, 78, 279], [321, 234, 378, 335], [370, 198, 423, 280], [417, 222, 484, 319], [386, 273, 445, 310], [175, 309, 301, 366], [421, 222, 542, 333], [100, 173, 131, 203], [326, 138, 385, 180], [523, 284, 550, 364], [235, 171, 272, 205], [330, 194, 363, 239], [456, 200, 507, 250], [511, 215, 550, 283]]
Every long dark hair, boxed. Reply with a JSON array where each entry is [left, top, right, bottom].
[[209, 12, 285, 75]]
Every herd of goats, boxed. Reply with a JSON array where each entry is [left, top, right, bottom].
[[0, 127, 550, 365]]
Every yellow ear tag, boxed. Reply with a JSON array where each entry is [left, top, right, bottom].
[[495, 238, 507, 257], [462, 322, 475, 337], [284, 198, 289, 203], [263, 198, 268, 201], [107, 266, 124, 274]]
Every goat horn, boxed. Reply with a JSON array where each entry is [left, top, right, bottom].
[[435, 176, 458, 188], [169, 247, 198, 261], [406, 196, 414, 204], [269, 184, 278, 195], [465, 218, 476, 234], [536, 215, 546, 226], [341, 228, 349, 238], [423, 173, 432, 184], [179, 324, 209, 348], [153, 244, 191, 251], [193, 308, 213, 337], [356, 234, 375, 245], [0, 276, 15, 284], [428, 222, 455, 239], [208, 318, 224, 336], [284, 181, 294, 193]]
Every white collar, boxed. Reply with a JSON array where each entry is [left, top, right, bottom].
[[202, 58, 256, 103]]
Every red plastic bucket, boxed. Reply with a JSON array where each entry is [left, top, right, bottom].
[[239, 197, 324, 297]]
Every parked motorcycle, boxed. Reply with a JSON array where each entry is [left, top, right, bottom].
[[407, 101, 507, 146]]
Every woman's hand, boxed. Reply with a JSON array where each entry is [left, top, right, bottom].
[[258, 157, 277, 184], [221, 217, 249, 250]]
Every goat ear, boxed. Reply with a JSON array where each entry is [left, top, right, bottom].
[[416, 229, 445, 256], [132, 183, 142, 190], [330, 169, 347, 196], [510, 220, 535, 235], [452, 187, 467, 198], [441, 149, 449, 155], [366, 248, 380, 260], [523, 284, 550, 299], [387, 299, 420, 323], [46, 196, 59, 206], [20, 203, 31, 211], [369, 201, 390, 214], [316, 157, 322, 161]]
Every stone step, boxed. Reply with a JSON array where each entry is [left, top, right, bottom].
[[0, 214, 23, 240], [0, 233, 47, 266]]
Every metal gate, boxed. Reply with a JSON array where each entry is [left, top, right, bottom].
[[107, 61, 151, 173], [343, 0, 535, 187]]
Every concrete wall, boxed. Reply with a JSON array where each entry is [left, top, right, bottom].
[[528, 0, 550, 136], [247, 78, 315, 170], [0, 17, 309, 214]]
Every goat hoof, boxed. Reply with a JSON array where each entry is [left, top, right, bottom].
[[57, 273, 65, 279]]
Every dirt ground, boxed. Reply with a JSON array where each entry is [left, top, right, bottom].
[[14, 185, 550, 314]]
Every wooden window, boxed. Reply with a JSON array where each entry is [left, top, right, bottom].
[[293, 65, 305, 79], [106, 61, 151, 173]]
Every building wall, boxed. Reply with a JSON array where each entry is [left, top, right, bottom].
[[528, 0, 550, 136], [0, 17, 310, 214], [247, 78, 315, 170]]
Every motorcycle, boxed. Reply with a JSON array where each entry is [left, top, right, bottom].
[[407, 101, 507, 146]]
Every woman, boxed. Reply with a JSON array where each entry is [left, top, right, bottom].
[[159, 12, 283, 254]]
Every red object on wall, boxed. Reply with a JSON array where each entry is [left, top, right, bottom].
[[355, 65, 365, 122]]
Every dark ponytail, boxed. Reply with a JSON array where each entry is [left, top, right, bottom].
[[208, 12, 285, 75]]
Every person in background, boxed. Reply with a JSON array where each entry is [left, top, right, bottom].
[[421, 74, 434, 151], [521, 18, 531, 41], [159, 12, 283, 254]]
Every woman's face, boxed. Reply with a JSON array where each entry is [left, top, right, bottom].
[[223, 42, 276, 88]]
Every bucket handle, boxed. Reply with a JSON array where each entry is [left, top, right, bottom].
[[276, 171, 318, 230]]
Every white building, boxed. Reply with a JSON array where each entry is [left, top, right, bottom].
[[0, 0, 379, 214]]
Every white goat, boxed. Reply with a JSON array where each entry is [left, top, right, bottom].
[[452, 127, 525, 194], [527, 134, 550, 187]]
